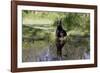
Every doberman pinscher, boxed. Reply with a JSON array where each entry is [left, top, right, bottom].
[[56, 19, 67, 59]]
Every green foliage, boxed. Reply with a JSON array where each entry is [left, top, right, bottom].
[[63, 13, 81, 31]]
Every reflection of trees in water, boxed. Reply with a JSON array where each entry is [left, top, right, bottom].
[[22, 36, 90, 62]]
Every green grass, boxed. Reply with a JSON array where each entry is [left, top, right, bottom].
[[23, 18, 53, 25]]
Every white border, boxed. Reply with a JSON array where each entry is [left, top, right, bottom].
[[17, 5, 94, 68]]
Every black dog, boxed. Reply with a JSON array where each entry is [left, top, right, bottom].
[[56, 19, 67, 59]]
